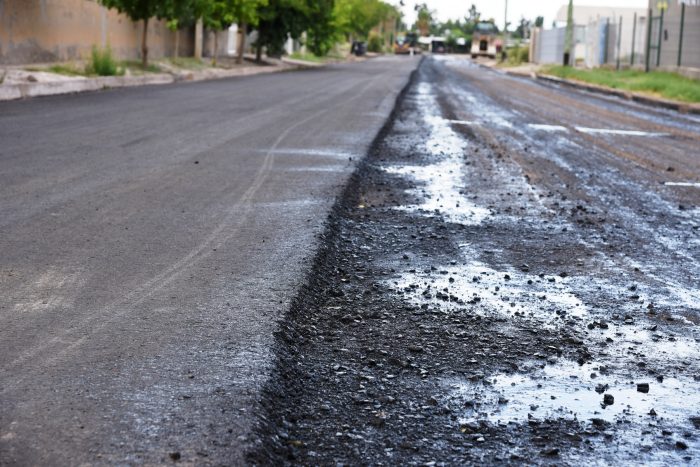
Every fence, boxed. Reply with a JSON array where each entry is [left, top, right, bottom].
[[647, 1, 700, 71], [531, 1, 698, 74]]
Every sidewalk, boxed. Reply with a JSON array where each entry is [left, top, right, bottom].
[[0, 55, 326, 102]]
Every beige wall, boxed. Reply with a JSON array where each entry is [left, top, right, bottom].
[[0, 0, 194, 65]]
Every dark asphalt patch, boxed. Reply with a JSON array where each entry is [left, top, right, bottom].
[[250, 58, 700, 465]]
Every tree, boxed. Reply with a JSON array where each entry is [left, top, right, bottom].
[[162, 0, 197, 58], [467, 4, 479, 23], [413, 3, 433, 36], [306, 0, 337, 56], [99, 0, 163, 68], [513, 17, 531, 39], [255, 0, 309, 60], [195, 0, 265, 65], [335, 0, 394, 42]]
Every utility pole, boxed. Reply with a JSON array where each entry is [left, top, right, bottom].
[[564, 0, 574, 65], [503, 0, 508, 61]]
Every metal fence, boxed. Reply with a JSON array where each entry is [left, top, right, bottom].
[[647, 1, 700, 70], [532, 1, 698, 73]]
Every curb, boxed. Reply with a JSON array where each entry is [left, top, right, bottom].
[[508, 70, 700, 115], [280, 57, 325, 68], [0, 65, 295, 102]]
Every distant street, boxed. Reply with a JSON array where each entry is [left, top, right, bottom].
[[0, 56, 419, 465]]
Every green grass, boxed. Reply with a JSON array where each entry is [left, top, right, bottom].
[[48, 64, 87, 76], [289, 52, 328, 63], [498, 46, 529, 67], [86, 46, 124, 76], [121, 60, 162, 74], [542, 66, 700, 103], [25, 64, 86, 76], [167, 57, 207, 70]]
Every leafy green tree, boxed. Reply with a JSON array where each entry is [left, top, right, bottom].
[[513, 17, 531, 39], [255, 0, 309, 60], [194, 0, 265, 64], [99, 0, 163, 68], [163, 0, 197, 58], [306, 0, 337, 56], [335, 0, 393, 41]]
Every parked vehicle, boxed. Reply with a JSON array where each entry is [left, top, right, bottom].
[[394, 33, 421, 55], [470, 22, 502, 59]]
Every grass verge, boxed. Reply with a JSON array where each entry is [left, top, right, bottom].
[[167, 57, 208, 70], [542, 66, 700, 103], [289, 51, 346, 63]]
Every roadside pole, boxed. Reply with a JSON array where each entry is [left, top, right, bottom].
[[631, 12, 637, 66], [616, 16, 623, 70], [656, 7, 663, 67], [645, 8, 652, 72], [677, 2, 685, 67]]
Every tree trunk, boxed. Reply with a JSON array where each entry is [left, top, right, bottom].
[[194, 19, 203, 60], [236, 23, 247, 64], [142, 17, 149, 69], [213, 31, 219, 66], [256, 27, 263, 63], [174, 29, 180, 58]]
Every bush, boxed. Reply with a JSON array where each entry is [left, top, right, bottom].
[[367, 33, 383, 53], [505, 45, 529, 66], [86, 46, 122, 76]]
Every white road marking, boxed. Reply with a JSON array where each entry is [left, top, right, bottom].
[[526, 124, 668, 137], [528, 124, 568, 132], [575, 127, 667, 137], [664, 182, 700, 188], [447, 119, 478, 126]]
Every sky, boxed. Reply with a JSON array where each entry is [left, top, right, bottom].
[[400, 0, 648, 31]]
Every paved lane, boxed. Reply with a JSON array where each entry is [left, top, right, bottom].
[[0, 56, 419, 464]]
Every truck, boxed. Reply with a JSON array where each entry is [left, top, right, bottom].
[[470, 22, 502, 59]]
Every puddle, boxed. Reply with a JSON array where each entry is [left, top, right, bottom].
[[447, 359, 700, 434]]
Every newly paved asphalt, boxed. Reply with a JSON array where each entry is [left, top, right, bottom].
[[0, 56, 419, 464]]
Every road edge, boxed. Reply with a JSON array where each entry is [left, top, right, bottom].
[[501, 68, 700, 115], [245, 57, 424, 465]]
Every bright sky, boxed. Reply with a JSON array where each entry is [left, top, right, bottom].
[[400, 0, 648, 30]]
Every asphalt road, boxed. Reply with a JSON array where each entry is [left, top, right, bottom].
[[0, 56, 419, 465], [255, 56, 700, 464]]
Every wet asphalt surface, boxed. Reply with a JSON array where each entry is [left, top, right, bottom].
[[0, 56, 418, 465], [253, 56, 700, 465]]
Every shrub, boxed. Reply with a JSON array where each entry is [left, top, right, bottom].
[[367, 33, 383, 53], [86, 46, 122, 76]]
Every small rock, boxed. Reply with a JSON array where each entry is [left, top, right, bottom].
[[676, 441, 688, 450], [169, 452, 181, 461], [603, 394, 614, 405], [637, 383, 650, 393]]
